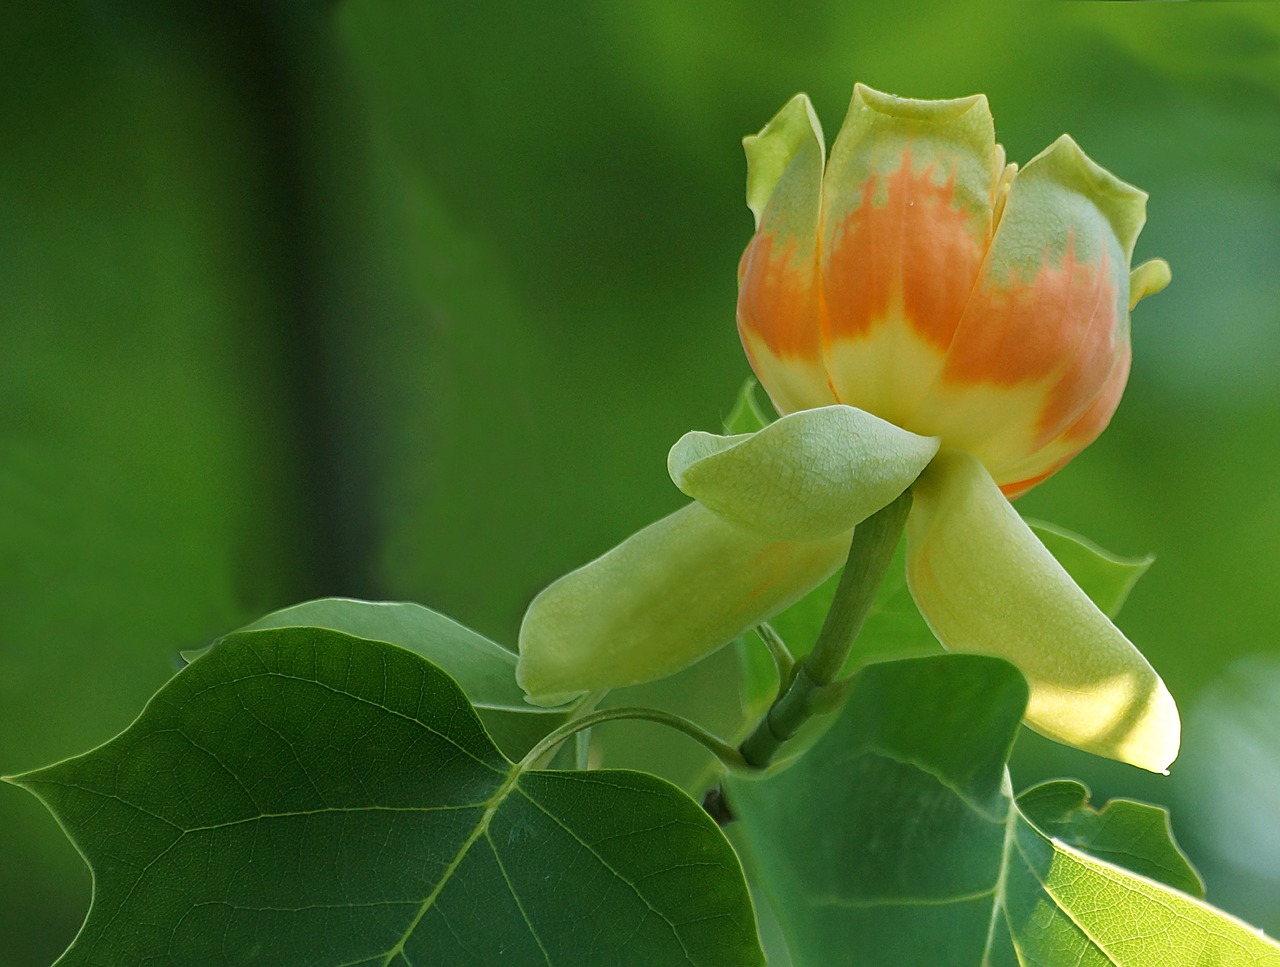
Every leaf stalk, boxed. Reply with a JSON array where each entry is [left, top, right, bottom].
[[520, 706, 749, 772]]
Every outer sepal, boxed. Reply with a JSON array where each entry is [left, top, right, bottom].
[[904, 450, 1179, 773], [517, 503, 850, 706], [669, 404, 938, 541]]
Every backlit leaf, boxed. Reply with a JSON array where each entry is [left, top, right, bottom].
[[727, 655, 1278, 967]]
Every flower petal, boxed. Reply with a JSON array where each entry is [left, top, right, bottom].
[[905, 450, 1180, 773], [911, 136, 1151, 491], [819, 84, 1002, 427], [737, 93, 837, 414], [517, 503, 851, 706], [669, 404, 938, 541], [1129, 257, 1171, 310]]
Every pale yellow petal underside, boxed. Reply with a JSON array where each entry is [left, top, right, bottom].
[[669, 404, 939, 541], [517, 503, 851, 706], [905, 450, 1180, 773]]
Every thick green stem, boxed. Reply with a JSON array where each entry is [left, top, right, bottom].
[[739, 489, 913, 768]]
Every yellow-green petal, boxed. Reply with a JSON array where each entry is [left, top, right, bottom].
[[743, 92, 824, 230], [905, 450, 1179, 773], [1130, 257, 1171, 309], [668, 404, 938, 541], [517, 503, 851, 706]]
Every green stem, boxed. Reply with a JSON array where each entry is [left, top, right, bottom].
[[574, 729, 592, 771], [739, 489, 913, 768], [530, 689, 607, 769], [520, 707, 749, 772]]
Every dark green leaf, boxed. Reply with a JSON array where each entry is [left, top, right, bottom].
[[1016, 780, 1203, 896], [10, 627, 764, 967], [237, 597, 566, 758], [727, 654, 1279, 967]]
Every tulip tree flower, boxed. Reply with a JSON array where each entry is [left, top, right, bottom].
[[517, 84, 1178, 774]]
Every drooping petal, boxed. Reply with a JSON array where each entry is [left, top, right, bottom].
[[668, 404, 938, 541], [517, 503, 851, 706], [904, 450, 1179, 773], [910, 136, 1151, 491], [819, 84, 1003, 428], [737, 93, 838, 414]]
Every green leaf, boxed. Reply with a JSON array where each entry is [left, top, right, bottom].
[[1016, 780, 1203, 897], [238, 597, 566, 758], [10, 627, 765, 967], [1027, 521, 1154, 619], [726, 654, 1279, 967]]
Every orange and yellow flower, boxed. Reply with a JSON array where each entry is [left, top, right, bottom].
[[738, 85, 1167, 496], [516, 85, 1178, 773]]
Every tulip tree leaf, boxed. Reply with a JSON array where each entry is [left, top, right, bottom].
[[1026, 520, 1153, 619], [1016, 780, 1203, 897], [9, 627, 765, 967], [237, 597, 567, 758], [726, 654, 1280, 967]]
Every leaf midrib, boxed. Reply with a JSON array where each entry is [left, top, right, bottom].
[[377, 761, 525, 966]]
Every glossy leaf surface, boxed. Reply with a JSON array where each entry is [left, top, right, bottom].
[[1016, 780, 1202, 896]]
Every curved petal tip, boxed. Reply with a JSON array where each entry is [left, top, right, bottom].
[[905, 450, 1180, 773]]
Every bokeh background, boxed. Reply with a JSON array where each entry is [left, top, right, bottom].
[[3, 1, 1279, 962]]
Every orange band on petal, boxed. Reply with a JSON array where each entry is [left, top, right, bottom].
[[942, 241, 1117, 393], [738, 232, 823, 359], [823, 149, 988, 352], [1061, 343, 1130, 445]]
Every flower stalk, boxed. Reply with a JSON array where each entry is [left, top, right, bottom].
[[739, 489, 913, 768]]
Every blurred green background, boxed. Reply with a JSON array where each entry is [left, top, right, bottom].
[[3, 1, 1279, 963]]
